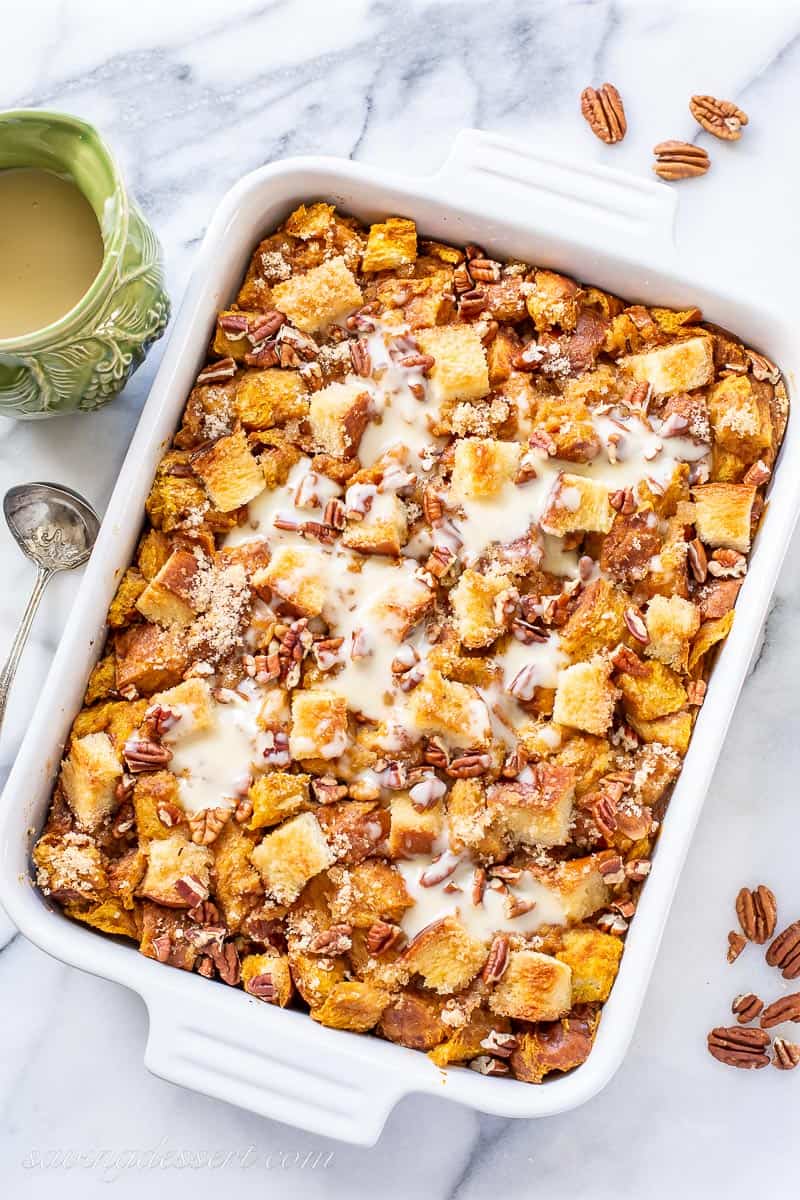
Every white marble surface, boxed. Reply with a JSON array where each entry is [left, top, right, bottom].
[[1, 0, 800, 1194]]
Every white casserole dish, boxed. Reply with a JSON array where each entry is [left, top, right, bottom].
[[1, 130, 797, 1145]]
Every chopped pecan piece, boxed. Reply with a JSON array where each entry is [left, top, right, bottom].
[[727, 930, 747, 964], [773, 1038, 800, 1070]]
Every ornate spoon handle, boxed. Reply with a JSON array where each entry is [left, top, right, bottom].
[[0, 565, 53, 734]]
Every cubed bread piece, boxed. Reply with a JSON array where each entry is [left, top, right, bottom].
[[311, 981, 392, 1032], [378, 989, 447, 1051], [114, 623, 189, 695], [407, 669, 491, 748], [234, 369, 308, 429], [488, 949, 572, 1021], [388, 794, 444, 857], [212, 309, 259, 360], [367, 574, 433, 638], [272, 255, 363, 334], [107, 568, 147, 627], [707, 374, 772, 460], [241, 951, 293, 1006], [248, 772, 311, 829], [510, 1011, 598, 1083], [133, 771, 183, 841], [629, 709, 693, 754], [212, 821, 266, 931], [556, 926, 624, 1002], [253, 545, 328, 617], [621, 335, 713, 396], [487, 764, 575, 848], [559, 578, 629, 661], [289, 689, 349, 760], [317, 801, 389, 865], [85, 654, 117, 704], [60, 732, 122, 831], [528, 854, 611, 921], [65, 898, 139, 939], [450, 568, 515, 648], [540, 472, 614, 536], [288, 948, 348, 1008], [552, 657, 619, 736], [328, 860, 413, 927], [191, 428, 265, 512], [449, 437, 520, 501], [446, 778, 506, 859], [138, 834, 213, 907], [308, 381, 372, 457], [645, 595, 700, 671], [361, 217, 418, 272], [284, 201, 336, 239], [342, 493, 408, 556], [617, 659, 687, 721], [135, 549, 202, 627], [33, 831, 108, 904], [416, 325, 490, 407], [401, 916, 488, 994], [153, 677, 215, 733], [137, 528, 172, 581], [250, 812, 334, 904], [428, 1006, 512, 1067], [692, 482, 756, 553], [107, 846, 147, 909], [138, 901, 200, 970], [631, 742, 682, 808]]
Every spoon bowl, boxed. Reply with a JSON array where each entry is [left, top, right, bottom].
[[4, 481, 99, 571]]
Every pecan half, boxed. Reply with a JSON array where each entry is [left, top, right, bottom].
[[349, 339, 372, 377], [766, 920, 800, 979], [123, 736, 173, 773], [210, 941, 241, 986], [482, 932, 510, 984], [580, 82, 627, 144], [707, 1025, 770, 1069], [653, 141, 710, 182], [446, 751, 492, 779], [736, 884, 777, 945], [307, 923, 353, 956], [196, 357, 236, 385], [760, 993, 800, 1029], [246, 972, 277, 1002], [732, 993, 764, 1024], [773, 1038, 800, 1070], [690, 94, 748, 141], [366, 920, 404, 955], [188, 805, 230, 846], [479, 1030, 519, 1058], [727, 930, 747, 964], [469, 1055, 510, 1077]]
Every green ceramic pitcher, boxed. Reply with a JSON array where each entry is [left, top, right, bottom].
[[0, 110, 169, 418]]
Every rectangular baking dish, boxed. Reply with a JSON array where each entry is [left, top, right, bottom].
[[1, 130, 798, 1146]]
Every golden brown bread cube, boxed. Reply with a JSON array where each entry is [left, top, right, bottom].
[[311, 981, 392, 1032], [388, 794, 444, 857], [510, 1010, 598, 1082], [629, 709, 693, 754], [212, 820, 264, 931], [114, 623, 189, 695], [449, 437, 520, 501], [107, 568, 147, 627], [288, 948, 348, 1008], [407, 669, 491, 748], [234, 368, 308, 429], [559, 578, 629, 661], [135, 548, 202, 627], [551, 731, 613, 798], [450, 568, 515, 648], [133, 771, 183, 841], [250, 811, 334, 905], [328, 860, 413, 928], [108, 846, 147, 908], [289, 689, 349, 760], [416, 325, 490, 408], [85, 655, 116, 705], [617, 659, 687, 722], [64, 898, 138, 939], [486, 764, 575, 848], [621, 335, 713, 396], [552, 657, 619, 736], [528, 854, 611, 922], [692, 482, 756, 553], [525, 269, 581, 331], [60, 732, 122, 832], [253, 544, 327, 617], [556, 926, 623, 1002], [540, 473, 614, 537], [707, 374, 772, 461], [446, 778, 506, 859], [33, 831, 108, 904], [400, 916, 488, 994], [241, 951, 293, 1006], [136, 528, 172, 581], [378, 989, 447, 1050], [154, 677, 215, 730], [488, 949, 572, 1021], [308, 381, 372, 457], [644, 594, 700, 671], [284, 201, 336, 240], [248, 771, 311, 829], [361, 217, 418, 272], [212, 309, 259, 359], [341, 494, 408, 556], [428, 1005, 511, 1067], [191, 429, 265, 512], [272, 255, 363, 334], [137, 833, 213, 907], [316, 801, 389, 865]]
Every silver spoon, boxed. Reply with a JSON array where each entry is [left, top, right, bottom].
[[0, 482, 100, 733]]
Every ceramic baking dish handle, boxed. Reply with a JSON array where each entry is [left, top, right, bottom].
[[143, 982, 406, 1144], [435, 128, 677, 261]]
